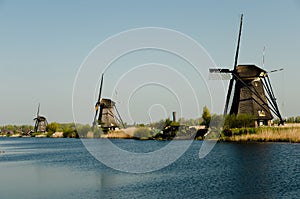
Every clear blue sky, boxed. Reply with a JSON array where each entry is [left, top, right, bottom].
[[0, 0, 299, 125]]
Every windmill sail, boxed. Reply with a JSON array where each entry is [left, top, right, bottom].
[[93, 73, 104, 127], [224, 14, 243, 116], [209, 69, 231, 80]]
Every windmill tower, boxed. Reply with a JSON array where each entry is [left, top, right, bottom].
[[33, 103, 48, 132], [209, 14, 284, 126], [93, 73, 125, 131]]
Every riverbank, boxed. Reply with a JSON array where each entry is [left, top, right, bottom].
[[1, 124, 300, 143], [98, 124, 300, 143], [220, 124, 300, 143]]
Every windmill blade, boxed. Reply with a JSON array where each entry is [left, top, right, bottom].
[[97, 73, 104, 122], [93, 73, 104, 126], [233, 14, 243, 70], [37, 103, 40, 117], [268, 68, 283, 73], [224, 14, 243, 116], [223, 78, 234, 115], [114, 105, 126, 129], [209, 68, 232, 80], [97, 73, 104, 103]]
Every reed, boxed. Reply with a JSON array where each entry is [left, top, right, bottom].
[[222, 126, 300, 142]]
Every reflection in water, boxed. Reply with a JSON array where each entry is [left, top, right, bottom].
[[231, 143, 271, 198], [0, 138, 299, 198]]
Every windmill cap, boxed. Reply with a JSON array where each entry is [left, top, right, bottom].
[[101, 98, 116, 107], [236, 65, 267, 79]]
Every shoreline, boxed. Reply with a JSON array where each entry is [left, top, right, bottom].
[[1, 124, 300, 143]]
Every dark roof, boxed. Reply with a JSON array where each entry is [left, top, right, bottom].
[[101, 98, 116, 108], [236, 65, 267, 79], [34, 116, 47, 121]]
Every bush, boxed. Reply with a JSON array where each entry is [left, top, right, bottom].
[[287, 117, 295, 123], [46, 122, 59, 133], [225, 114, 255, 128], [76, 124, 92, 137], [222, 128, 232, 137]]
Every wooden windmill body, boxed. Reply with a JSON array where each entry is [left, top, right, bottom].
[[209, 14, 284, 126], [230, 65, 273, 126], [99, 98, 119, 130]]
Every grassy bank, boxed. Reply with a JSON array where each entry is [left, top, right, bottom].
[[221, 126, 300, 143]]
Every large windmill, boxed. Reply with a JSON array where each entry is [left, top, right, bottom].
[[33, 103, 48, 132], [209, 14, 284, 126], [93, 73, 125, 131]]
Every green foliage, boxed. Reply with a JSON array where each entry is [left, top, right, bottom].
[[222, 128, 232, 137], [151, 119, 165, 130], [46, 122, 59, 133], [224, 114, 255, 128], [273, 118, 280, 125], [2, 125, 18, 133], [286, 116, 300, 123], [150, 118, 180, 140], [76, 124, 92, 137], [178, 117, 201, 126], [287, 117, 295, 123], [151, 117, 200, 130], [231, 128, 257, 136], [210, 114, 224, 128], [46, 131, 54, 137], [61, 124, 78, 138], [201, 106, 211, 128]]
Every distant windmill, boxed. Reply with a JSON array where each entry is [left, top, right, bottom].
[[209, 14, 284, 126], [93, 73, 125, 131], [33, 103, 48, 132]]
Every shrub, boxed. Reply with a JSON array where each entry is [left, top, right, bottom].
[[222, 128, 232, 137], [225, 114, 255, 128], [46, 122, 59, 133], [76, 124, 92, 137]]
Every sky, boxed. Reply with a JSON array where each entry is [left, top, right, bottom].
[[0, 0, 300, 125]]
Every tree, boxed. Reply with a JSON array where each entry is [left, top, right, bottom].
[[287, 117, 295, 123], [46, 122, 59, 133], [295, 116, 300, 123], [201, 106, 211, 128]]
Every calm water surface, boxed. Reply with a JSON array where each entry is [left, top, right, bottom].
[[0, 138, 299, 198]]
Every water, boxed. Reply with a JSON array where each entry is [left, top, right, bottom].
[[1, 138, 300, 198]]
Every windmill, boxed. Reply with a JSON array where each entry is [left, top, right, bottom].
[[209, 14, 284, 126], [33, 103, 48, 132], [93, 73, 125, 131]]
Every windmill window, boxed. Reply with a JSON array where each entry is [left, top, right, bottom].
[[258, 110, 266, 117]]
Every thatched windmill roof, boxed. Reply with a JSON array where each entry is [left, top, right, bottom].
[[236, 65, 267, 79]]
